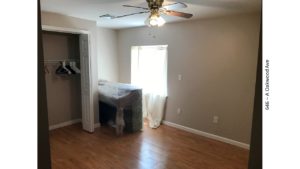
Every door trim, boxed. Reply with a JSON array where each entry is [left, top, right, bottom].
[[42, 25, 94, 132], [42, 25, 89, 34]]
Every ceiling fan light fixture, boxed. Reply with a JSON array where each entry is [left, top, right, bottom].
[[145, 11, 165, 27], [156, 15, 166, 26]]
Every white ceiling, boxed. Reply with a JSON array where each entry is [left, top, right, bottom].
[[41, 0, 261, 29]]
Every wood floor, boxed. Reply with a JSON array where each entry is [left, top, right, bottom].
[[50, 122, 249, 169]]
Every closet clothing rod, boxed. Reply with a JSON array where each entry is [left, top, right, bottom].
[[43, 59, 80, 63]]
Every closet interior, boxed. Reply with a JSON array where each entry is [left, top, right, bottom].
[[42, 31, 82, 128]]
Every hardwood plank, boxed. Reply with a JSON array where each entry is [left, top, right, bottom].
[[50, 122, 249, 169]]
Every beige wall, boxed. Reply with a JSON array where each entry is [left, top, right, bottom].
[[41, 12, 100, 123], [97, 28, 119, 82], [117, 13, 260, 144], [43, 32, 82, 125]]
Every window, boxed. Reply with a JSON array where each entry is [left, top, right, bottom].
[[131, 45, 168, 96]]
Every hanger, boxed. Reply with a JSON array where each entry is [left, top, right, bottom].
[[44, 65, 50, 74], [55, 62, 65, 74], [56, 61, 69, 75], [65, 63, 76, 74], [62, 61, 72, 75], [70, 61, 81, 74]]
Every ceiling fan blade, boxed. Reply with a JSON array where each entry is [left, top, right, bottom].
[[107, 11, 150, 19], [123, 5, 149, 10], [162, 10, 193, 19], [162, 2, 187, 10]]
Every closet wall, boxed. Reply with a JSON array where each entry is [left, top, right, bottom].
[[42, 31, 82, 126]]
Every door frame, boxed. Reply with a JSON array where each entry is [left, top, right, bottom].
[[42, 25, 94, 132]]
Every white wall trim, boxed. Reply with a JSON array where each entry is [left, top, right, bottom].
[[49, 119, 82, 130], [162, 120, 250, 150], [49, 119, 100, 130], [42, 25, 90, 34]]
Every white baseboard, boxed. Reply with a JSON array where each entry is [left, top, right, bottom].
[[49, 119, 101, 130], [49, 119, 82, 130], [162, 120, 250, 150]]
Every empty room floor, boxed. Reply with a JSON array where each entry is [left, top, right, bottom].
[[50, 122, 249, 169]]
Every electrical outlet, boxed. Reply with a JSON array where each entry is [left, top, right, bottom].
[[177, 108, 181, 115], [213, 116, 219, 123]]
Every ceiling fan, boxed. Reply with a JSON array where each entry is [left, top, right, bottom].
[[99, 0, 193, 27]]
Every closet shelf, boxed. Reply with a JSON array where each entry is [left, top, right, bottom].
[[43, 59, 80, 63]]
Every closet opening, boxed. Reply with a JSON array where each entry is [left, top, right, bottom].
[[42, 26, 94, 133]]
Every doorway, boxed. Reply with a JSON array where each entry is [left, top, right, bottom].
[[42, 25, 94, 132]]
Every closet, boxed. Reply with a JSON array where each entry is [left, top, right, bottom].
[[42, 31, 83, 129]]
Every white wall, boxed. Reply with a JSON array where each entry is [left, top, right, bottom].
[[97, 28, 119, 82], [117, 13, 261, 144]]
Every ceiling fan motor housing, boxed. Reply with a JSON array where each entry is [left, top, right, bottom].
[[147, 0, 164, 10]]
